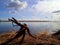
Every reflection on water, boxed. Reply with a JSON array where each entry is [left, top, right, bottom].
[[0, 22, 60, 34]]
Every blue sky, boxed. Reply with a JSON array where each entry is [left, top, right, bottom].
[[0, 0, 60, 21]]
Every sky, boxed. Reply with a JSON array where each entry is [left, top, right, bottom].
[[0, 0, 60, 21]]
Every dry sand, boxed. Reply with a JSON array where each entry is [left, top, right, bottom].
[[0, 31, 60, 45]]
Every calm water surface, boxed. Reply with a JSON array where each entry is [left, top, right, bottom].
[[0, 22, 60, 34]]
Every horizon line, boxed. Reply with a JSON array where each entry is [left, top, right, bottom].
[[0, 20, 60, 22]]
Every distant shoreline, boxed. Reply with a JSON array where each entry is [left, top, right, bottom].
[[0, 20, 60, 22]]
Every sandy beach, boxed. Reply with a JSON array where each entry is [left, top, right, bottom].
[[0, 31, 60, 45]]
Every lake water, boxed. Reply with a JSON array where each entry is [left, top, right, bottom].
[[0, 22, 60, 34]]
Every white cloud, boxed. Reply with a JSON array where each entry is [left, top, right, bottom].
[[52, 14, 60, 21], [29, 0, 60, 21], [31, 0, 60, 12], [7, 0, 28, 11]]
